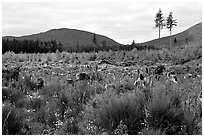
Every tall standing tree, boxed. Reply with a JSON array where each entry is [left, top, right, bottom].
[[166, 12, 177, 49], [154, 9, 165, 42], [93, 33, 97, 52], [131, 40, 135, 46]]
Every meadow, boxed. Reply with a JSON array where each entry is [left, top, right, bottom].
[[2, 44, 202, 135]]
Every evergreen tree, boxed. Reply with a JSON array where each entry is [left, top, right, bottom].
[[166, 12, 177, 49], [131, 40, 135, 46], [174, 37, 177, 44], [154, 9, 165, 41]]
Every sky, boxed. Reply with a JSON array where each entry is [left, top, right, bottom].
[[2, 0, 202, 44]]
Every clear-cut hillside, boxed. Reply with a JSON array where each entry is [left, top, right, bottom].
[[140, 22, 202, 48]]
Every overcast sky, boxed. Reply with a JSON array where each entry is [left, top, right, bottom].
[[2, 0, 202, 44]]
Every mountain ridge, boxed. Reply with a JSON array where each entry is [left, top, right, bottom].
[[3, 22, 202, 51]]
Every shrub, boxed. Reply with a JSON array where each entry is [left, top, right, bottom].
[[26, 122, 46, 135], [89, 82, 104, 95], [56, 118, 79, 135], [2, 87, 24, 104], [71, 81, 96, 105], [43, 100, 59, 129], [15, 97, 31, 109], [97, 92, 146, 134], [78, 90, 118, 135], [147, 83, 201, 135], [114, 78, 135, 94], [39, 83, 63, 100], [56, 90, 70, 120], [30, 97, 46, 111], [2, 102, 27, 135], [31, 108, 46, 124], [147, 90, 185, 134]]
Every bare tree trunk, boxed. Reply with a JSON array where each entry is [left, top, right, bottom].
[[169, 29, 172, 50], [159, 26, 160, 39]]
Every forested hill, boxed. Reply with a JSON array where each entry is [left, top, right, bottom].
[[3, 28, 122, 51]]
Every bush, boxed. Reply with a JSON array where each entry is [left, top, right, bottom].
[[78, 90, 118, 135], [30, 97, 46, 111], [147, 83, 201, 135], [26, 122, 46, 135], [39, 83, 63, 100], [2, 102, 27, 135], [43, 100, 59, 129], [15, 97, 31, 109], [114, 78, 135, 94], [98, 92, 146, 134], [2, 87, 24, 104], [147, 91, 185, 134], [55, 118, 79, 135], [31, 108, 46, 124], [78, 91, 146, 135]]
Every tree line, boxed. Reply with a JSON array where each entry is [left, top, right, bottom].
[[2, 39, 63, 54], [2, 37, 159, 54]]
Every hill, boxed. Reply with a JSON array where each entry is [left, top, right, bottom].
[[140, 22, 202, 49], [3, 28, 122, 51], [3, 22, 201, 51]]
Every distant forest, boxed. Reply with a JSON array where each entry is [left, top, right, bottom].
[[2, 39, 63, 54], [2, 39, 159, 54]]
